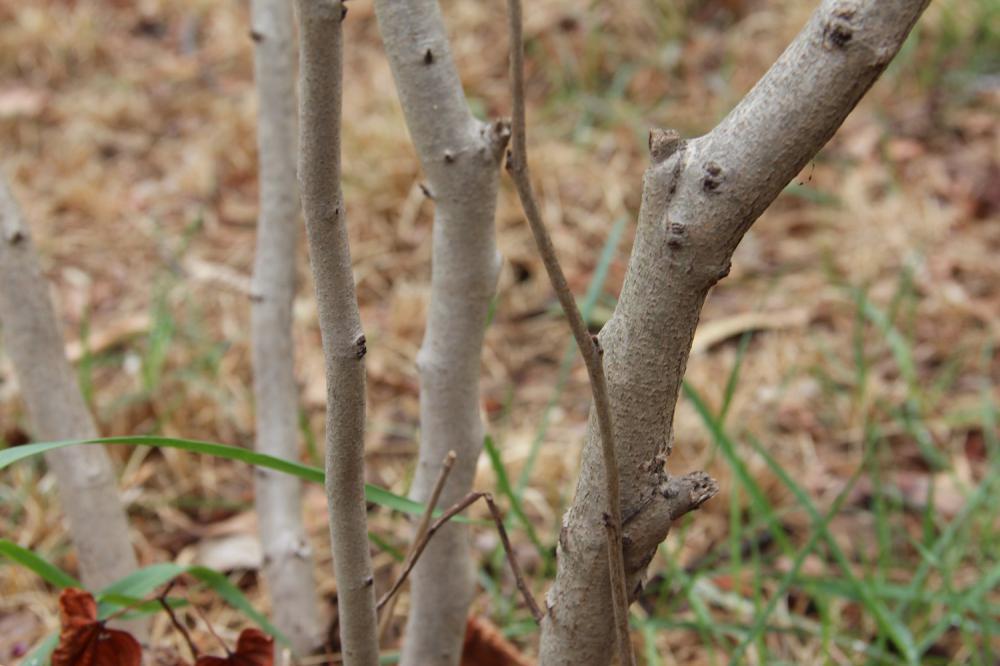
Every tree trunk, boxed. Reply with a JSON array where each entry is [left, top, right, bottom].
[[0, 174, 140, 604], [296, 1, 379, 664], [537, 1, 930, 663], [372, 2, 509, 665], [249, 0, 323, 654]]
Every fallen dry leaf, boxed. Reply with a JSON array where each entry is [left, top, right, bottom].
[[194, 628, 274, 666], [691, 309, 810, 354], [461, 615, 534, 666], [52, 588, 142, 666]]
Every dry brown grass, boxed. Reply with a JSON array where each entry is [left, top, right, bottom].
[[1, 0, 997, 663]]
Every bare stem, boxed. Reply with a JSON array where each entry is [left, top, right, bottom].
[[159, 582, 199, 661], [0, 173, 144, 638], [504, 1, 633, 663], [297, 1, 378, 663], [482, 493, 544, 623], [249, 0, 322, 653], [371, 2, 510, 661], [377, 450, 457, 642], [375, 491, 542, 623]]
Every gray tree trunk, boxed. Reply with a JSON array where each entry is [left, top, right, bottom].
[[0, 174, 141, 609]]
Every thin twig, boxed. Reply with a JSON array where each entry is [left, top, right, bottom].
[[376, 450, 457, 642], [159, 581, 200, 660], [194, 601, 232, 657], [375, 491, 482, 612], [483, 493, 544, 622], [504, 0, 634, 663], [375, 491, 542, 624]]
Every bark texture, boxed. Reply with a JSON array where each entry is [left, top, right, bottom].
[[0, 175, 139, 592], [249, 0, 322, 654], [297, 1, 378, 664], [372, 2, 509, 665], [538, 1, 929, 663]]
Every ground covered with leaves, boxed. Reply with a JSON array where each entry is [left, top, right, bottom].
[[1, 0, 998, 664]]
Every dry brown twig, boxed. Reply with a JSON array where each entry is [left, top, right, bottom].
[[158, 581, 200, 661], [376, 491, 543, 624], [377, 450, 457, 643], [504, 0, 634, 664]]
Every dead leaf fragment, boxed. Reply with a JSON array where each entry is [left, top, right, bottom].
[[194, 628, 274, 666], [692, 308, 810, 353], [461, 615, 534, 666], [52, 588, 143, 666]]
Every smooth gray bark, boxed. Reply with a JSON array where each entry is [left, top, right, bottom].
[[297, 1, 378, 664], [537, 1, 930, 663], [372, 2, 509, 664], [250, 0, 323, 654], [0, 175, 140, 595]]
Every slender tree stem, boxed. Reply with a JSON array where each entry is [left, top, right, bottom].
[[249, 0, 322, 653], [297, 1, 378, 663], [371, 2, 510, 662], [0, 173, 144, 638], [504, 1, 633, 663]]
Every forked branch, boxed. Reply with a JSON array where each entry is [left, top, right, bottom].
[[536, 1, 930, 663], [376, 491, 543, 624]]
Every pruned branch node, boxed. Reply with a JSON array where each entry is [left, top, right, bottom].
[[823, 3, 858, 50], [648, 128, 683, 164]]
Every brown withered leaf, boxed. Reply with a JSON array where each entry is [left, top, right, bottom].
[[194, 628, 274, 666], [52, 588, 142, 666], [461, 615, 534, 666]]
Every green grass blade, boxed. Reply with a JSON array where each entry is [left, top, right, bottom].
[[682, 383, 794, 556], [719, 331, 752, 425], [917, 560, 1000, 654], [101, 561, 291, 645], [640, 621, 663, 666], [515, 216, 626, 495], [857, 293, 947, 469], [99, 562, 186, 597], [0, 436, 429, 516], [894, 458, 998, 622], [368, 531, 405, 563], [187, 565, 286, 644], [483, 435, 547, 561], [728, 454, 875, 665], [858, 292, 917, 386], [0, 539, 81, 589], [98, 594, 189, 617], [746, 435, 920, 664], [6, 553, 290, 650]]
